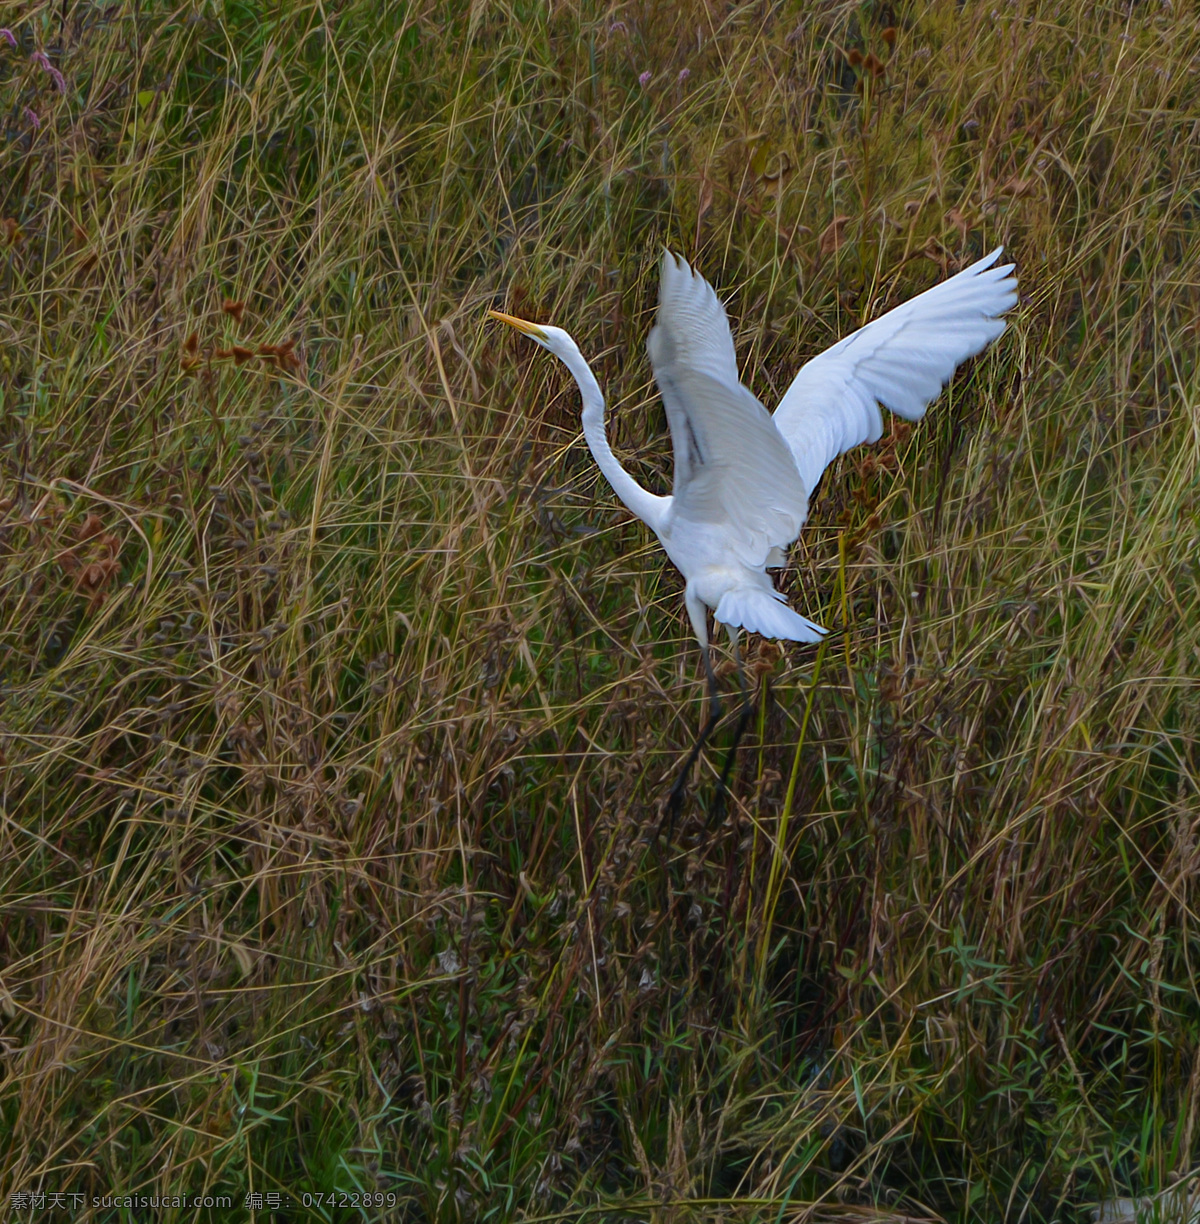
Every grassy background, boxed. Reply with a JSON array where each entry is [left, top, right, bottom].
[[3, 0, 1200, 1219]]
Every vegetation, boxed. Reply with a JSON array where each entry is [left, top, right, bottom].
[[3, 0, 1200, 1219]]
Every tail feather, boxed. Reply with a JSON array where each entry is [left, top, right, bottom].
[[715, 587, 827, 643]]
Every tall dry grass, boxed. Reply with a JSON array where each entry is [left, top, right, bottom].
[[2, 0, 1200, 1219]]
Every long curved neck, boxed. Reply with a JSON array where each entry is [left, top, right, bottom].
[[556, 339, 668, 532]]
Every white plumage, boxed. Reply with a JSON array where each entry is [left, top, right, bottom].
[[490, 247, 1017, 658], [773, 249, 1018, 495]]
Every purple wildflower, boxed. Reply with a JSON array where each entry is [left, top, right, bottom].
[[31, 49, 66, 92], [677, 68, 690, 83], [638, 70, 652, 87], [24, 106, 39, 129], [0, 28, 17, 49]]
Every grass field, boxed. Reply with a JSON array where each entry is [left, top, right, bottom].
[[3, 0, 1200, 1219]]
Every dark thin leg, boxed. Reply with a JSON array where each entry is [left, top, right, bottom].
[[708, 640, 754, 828], [661, 647, 721, 843]]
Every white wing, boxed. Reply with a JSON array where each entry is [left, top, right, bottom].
[[772, 248, 1018, 495], [650, 248, 741, 391], [648, 253, 809, 567]]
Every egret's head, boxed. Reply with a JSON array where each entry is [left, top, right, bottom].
[[488, 310, 574, 359]]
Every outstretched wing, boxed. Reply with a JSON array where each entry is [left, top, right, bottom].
[[772, 248, 1018, 495], [650, 248, 741, 392], [648, 253, 809, 567]]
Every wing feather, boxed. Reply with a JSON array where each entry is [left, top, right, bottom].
[[772, 248, 1017, 494], [648, 253, 809, 567], [650, 249, 741, 392]]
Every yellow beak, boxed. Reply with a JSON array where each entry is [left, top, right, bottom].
[[488, 309, 549, 341]]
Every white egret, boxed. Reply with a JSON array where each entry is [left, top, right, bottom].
[[490, 248, 1017, 810]]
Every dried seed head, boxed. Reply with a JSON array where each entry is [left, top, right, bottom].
[[819, 214, 850, 257], [945, 207, 970, 242], [78, 513, 104, 541]]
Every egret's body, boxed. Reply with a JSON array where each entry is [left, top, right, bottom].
[[491, 248, 1017, 806]]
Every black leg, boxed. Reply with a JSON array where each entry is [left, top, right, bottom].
[[708, 638, 754, 828], [662, 646, 721, 843]]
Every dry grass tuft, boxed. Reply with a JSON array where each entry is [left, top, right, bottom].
[[3, 0, 1200, 1219]]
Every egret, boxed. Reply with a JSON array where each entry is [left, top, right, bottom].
[[490, 248, 1017, 812]]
